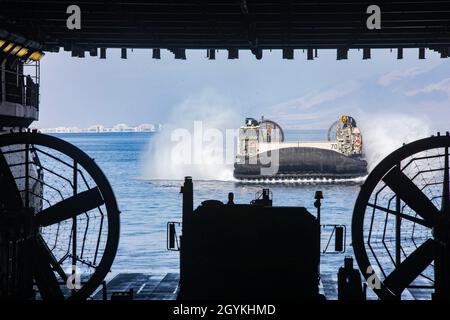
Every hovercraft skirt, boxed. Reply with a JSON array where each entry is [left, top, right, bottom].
[[233, 147, 368, 180]]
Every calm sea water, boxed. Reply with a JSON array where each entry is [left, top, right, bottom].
[[54, 131, 361, 276]]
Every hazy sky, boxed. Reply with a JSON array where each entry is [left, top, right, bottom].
[[37, 48, 450, 132]]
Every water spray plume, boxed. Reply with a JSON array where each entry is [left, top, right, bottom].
[[141, 91, 242, 181]]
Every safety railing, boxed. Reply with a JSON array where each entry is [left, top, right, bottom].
[[1, 60, 39, 109]]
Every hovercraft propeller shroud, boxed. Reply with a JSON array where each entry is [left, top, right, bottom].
[[0, 132, 119, 300], [352, 133, 450, 300]]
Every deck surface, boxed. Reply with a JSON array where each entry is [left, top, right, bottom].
[[89, 271, 432, 300], [91, 273, 179, 300]]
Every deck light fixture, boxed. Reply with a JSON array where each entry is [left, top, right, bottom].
[[15, 47, 29, 58], [2, 42, 14, 54], [0, 39, 44, 61], [14, 47, 29, 58], [29, 51, 44, 61]]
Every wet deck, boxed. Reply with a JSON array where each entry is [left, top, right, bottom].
[[91, 273, 179, 300], [90, 271, 433, 300], [319, 272, 433, 300]]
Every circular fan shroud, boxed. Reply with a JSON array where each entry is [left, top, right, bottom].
[[258, 119, 285, 143], [352, 135, 450, 300], [0, 133, 120, 300], [327, 120, 339, 141]]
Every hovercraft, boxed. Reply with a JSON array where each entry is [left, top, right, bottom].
[[233, 116, 368, 180]]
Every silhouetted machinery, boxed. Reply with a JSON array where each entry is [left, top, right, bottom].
[[2, 131, 450, 300], [0, 132, 119, 299], [352, 133, 450, 300], [171, 133, 450, 301], [174, 177, 322, 300]]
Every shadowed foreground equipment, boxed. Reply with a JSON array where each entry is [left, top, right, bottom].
[[1, 132, 450, 300], [0, 133, 119, 299], [178, 178, 322, 300]]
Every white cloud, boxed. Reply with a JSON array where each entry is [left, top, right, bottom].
[[263, 82, 360, 129], [378, 63, 439, 86], [270, 81, 359, 114], [405, 78, 450, 97]]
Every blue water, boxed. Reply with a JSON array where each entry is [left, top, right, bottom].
[[54, 131, 360, 275]]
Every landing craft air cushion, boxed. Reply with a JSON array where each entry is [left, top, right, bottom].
[[233, 116, 368, 180]]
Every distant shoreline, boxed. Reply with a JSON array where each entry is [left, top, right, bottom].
[[40, 130, 157, 134]]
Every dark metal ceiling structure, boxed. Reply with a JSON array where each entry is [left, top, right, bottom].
[[1, 0, 450, 58]]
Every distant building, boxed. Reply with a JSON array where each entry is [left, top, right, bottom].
[[40, 126, 81, 133], [137, 123, 156, 132], [38, 122, 162, 133], [112, 123, 132, 132], [87, 124, 105, 132]]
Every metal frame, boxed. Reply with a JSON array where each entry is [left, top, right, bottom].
[[259, 118, 285, 142], [352, 134, 450, 300], [0, 132, 120, 300], [0, 59, 39, 109], [2, 1, 450, 58]]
